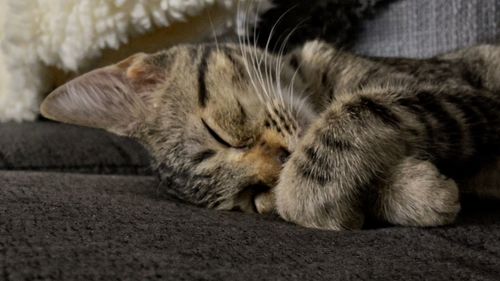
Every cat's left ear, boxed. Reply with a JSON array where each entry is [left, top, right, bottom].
[[41, 53, 165, 136]]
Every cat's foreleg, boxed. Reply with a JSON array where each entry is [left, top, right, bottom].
[[275, 92, 408, 230], [274, 84, 474, 230]]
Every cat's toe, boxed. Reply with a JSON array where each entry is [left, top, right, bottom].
[[413, 177, 460, 226], [254, 191, 276, 215], [378, 158, 461, 227]]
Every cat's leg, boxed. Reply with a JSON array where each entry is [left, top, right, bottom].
[[254, 191, 276, 214], [374, 157, 460, 227], [440, 44, 500, 92], [459, 158, 500, 199], [275, 91, 409, 230], [440, 45, 500, 197], [274, 80, 495, 230]]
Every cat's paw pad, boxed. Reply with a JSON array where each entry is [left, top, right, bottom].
[[380, 158, 460, 227]]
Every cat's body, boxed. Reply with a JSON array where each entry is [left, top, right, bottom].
[[40, 40, 500, 230]]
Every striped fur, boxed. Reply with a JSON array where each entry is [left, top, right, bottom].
[[41, 40, 500, 230], [276, 41, 500, 229]]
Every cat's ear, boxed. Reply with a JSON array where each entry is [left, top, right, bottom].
[[41, 53, 165, 136]]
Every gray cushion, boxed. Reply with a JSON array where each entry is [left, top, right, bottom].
[[2, 170, 500, 280], [353, 0, 500, 57], [0, 121, 151, 174]]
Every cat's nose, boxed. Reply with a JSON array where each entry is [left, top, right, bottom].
[[277, 147, 291, 164], [242, 131, 289, 188], [256, 139, 290, 164], [257, 132, 291, 162]]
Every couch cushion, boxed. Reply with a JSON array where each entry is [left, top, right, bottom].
[[353, 0, 500, 58], [1, 170, 500, 280], [0, 121, 152, 174]]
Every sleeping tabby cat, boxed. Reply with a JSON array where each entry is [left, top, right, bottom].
[[40, 40, 500, 230]]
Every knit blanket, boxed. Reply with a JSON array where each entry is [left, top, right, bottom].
[[2, 169, 499, 280]]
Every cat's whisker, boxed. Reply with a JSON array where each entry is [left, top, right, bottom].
[[236, 3, 287, 109], [240, 4, 269, 102], [273, 10, 303, 108], [207, 10, 220, 54], [236, 1, 307, 131], [296, 91, 311, 114], [261, 6, 294, 104], [287, 59, 304, 113], [247, 46, 270, 102], [236, 3, 267, 104], [250, 2, 278, 104]]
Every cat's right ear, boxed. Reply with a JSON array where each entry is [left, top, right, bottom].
[[41, 53, 165, 136]]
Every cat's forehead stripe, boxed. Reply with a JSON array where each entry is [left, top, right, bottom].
[[223, 49, 246, 81], [198, 47, 213, 107]]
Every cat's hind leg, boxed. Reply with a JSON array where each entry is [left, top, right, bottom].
[[440, 44, 500, 92], [374, 157, 461, 227]]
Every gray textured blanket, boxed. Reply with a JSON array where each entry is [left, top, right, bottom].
[[2, 0, 500, 279], [2, 170, 500, 280]]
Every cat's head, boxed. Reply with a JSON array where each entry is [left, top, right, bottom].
[[41, 43, 318, 213]]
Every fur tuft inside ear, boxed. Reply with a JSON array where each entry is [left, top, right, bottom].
[[41, 53, 164, 136]]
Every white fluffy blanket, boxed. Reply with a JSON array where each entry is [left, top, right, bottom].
[[0, 0, 269, 122]]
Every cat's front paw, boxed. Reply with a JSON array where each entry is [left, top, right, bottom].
[[254, 191, 275, 215], [376, 157, 461, 227], [274, 155, 364, 231]]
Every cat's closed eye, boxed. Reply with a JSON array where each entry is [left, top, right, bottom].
[[202, 119, 232, 148]]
